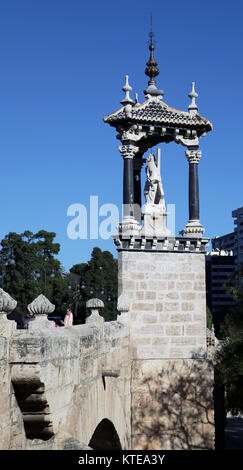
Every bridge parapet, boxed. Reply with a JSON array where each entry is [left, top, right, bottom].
[[0, 295, 131, 450]]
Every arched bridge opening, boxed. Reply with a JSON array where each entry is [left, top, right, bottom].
[[89, 419, 122, 450]]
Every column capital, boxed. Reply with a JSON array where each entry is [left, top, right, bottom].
[[185, 149, 202, 164], [118, 144, 139, 159]]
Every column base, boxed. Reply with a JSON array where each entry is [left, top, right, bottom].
[[180, 220, 205, 238], [118, 217, 142, 235]]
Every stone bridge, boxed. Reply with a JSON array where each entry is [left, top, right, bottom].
[[0, 250, 217, 451], [0, 297, 131, 450]]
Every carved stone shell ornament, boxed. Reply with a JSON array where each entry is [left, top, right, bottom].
[[0, 288, 17, 313], [86, 298, 104, 310], [27, 294, 55, 315], [117, 293, 130, 313]]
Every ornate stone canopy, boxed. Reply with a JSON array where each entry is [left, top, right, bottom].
[[104, 30, 212, 154], [104, 91, 212, 154], [103, 30, 212, 243]]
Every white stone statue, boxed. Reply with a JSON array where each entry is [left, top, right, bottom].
[[144, 151, 165, 209], [141, 148, 170, 237]]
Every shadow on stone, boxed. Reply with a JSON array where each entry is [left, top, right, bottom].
[[132, 358, 215, 450]]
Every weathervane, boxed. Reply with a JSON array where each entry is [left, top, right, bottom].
[[145, 13, 159, 86], [144, 13, 163, 98]]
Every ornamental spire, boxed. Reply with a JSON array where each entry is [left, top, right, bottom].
[[120, 75, 134, 106], [188, 82, 198, 115], [145, 14, 159, 86], [144, 14, 164, 99]]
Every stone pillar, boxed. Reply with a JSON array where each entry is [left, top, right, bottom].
[[182, 149, 205, 237], [118, 144, 141, 235], [117, 248, 215, 450]]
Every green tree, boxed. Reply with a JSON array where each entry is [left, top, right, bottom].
[[0, 230, 69, 316], [69, 247, 118, 323], [216, 277, 243, 415], [206, 306, 213, 330]]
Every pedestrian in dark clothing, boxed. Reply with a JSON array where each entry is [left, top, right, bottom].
[[22, 310, 36, 329], [7, 310, 25, 329]]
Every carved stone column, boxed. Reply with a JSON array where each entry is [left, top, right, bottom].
[[118, 144, 142, 234], [182, 149, 205, 238]]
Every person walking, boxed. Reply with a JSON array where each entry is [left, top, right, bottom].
[[64, 307, 73, 326]]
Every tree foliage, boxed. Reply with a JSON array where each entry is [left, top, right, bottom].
[[206, 306, 213, 330], [216, 276, 243, 415], [0, 232, 118, 324], [69, 247, 118, 323], [0, 230, 69, 316]]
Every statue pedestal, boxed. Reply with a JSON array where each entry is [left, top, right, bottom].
[[141, 204, 171, 237], [116, 241, 214, 450]]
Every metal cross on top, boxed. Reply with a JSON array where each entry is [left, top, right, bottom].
[[103, 25, 212, 242]]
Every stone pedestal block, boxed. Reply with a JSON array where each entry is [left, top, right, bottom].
[[118, 249, 207, 359], [117, 247, 214, 449]]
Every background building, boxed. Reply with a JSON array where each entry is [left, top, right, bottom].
[[206, 250, 236, 334], [232, 207, 243, 272], [209, 206, 243, 334], [212, 206, 243, 274]]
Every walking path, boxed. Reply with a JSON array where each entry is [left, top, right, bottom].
[[225, 417, 243, 450]]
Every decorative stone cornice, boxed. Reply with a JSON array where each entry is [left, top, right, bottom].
[[113, 235, 209, 253], [185, 149, 202, 164], [117, 124, 146, 144], [175, 135, 199, 148]]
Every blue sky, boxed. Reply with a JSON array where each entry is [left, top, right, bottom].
[[0, 0, 242, 271]]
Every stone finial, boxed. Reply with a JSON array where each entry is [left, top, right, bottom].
[[0, 288, 17, 337], [85, 298, 104, 332], [145, 36, 159, 86], [0, 288, 17, 314], [120, 75, 134, 106], [144, 21, 164, 99], [27, 294, 55, 315], [117, 293, 130, 313], [86, 298, 104, 317], [188, 82, 198, 115], [134, 93, 140, 105], [86, 298, 104, 310]]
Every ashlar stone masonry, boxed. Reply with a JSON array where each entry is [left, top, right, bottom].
[[118, 251, 206, 359], [117, 249, 214, 450]]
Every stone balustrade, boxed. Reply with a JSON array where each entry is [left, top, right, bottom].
[[0, 290, 130, 450]]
